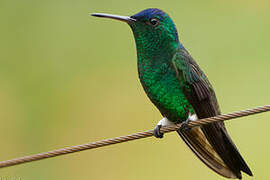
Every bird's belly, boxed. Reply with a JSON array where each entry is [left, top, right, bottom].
[[140, 69, 193, 123]]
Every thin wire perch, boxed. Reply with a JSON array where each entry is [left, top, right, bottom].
[[0, 105, 269, 169]]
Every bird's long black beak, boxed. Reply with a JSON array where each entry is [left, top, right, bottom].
[[91, 13, 136, 23]]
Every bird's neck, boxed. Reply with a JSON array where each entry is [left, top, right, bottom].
[[132, 35, 185, 94], [133, 35, 182, 73]]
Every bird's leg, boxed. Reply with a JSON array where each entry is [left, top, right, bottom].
[[154, 117, 174, 138], [179, 113, 198, 132]]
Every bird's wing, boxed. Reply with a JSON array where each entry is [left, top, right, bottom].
[[172, 49, 252, 179]]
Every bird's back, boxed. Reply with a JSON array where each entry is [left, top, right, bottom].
[[174, 48, 252, 179]]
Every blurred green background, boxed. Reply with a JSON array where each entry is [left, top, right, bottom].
[[1, 0, 270, 179]]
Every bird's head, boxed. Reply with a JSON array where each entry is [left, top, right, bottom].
[[92, 8, 181, 54]]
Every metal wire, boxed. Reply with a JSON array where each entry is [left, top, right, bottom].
[[0, 105, 269, 169]]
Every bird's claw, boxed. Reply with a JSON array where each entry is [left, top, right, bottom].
[[154, 125, 164, 138], [179, 118, 191, 132]]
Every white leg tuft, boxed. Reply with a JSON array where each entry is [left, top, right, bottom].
[[157, 117, 174, 127], [188, 113, 198, 121]]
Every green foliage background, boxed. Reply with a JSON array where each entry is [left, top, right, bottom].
[[1, 0, 270, 179]]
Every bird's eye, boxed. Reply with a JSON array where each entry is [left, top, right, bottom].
[[149, 18, 160, 26]]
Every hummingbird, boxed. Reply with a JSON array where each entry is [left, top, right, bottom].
[[92, 8, 252, 179]]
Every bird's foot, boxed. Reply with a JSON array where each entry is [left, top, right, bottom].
[[153, 117, 174, 139], [154, 124, 164, 138], [179, 118, 191, 132], [179, 113, 198, 132]]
